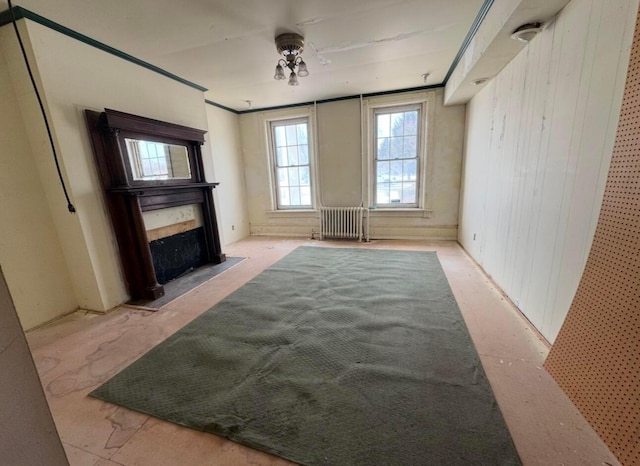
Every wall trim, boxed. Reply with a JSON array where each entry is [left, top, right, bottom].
[[0, 6, 208, 93], [205, 99, 240, 114], [233, 84, 444, 115]]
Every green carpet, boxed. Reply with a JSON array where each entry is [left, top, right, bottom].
[[91, 246, 521, 465]]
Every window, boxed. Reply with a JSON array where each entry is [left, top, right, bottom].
[[373, 105, 421, 207], [271, 118, 313, 209]]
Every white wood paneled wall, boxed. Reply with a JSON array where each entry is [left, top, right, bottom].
[[459, 0, 639, 343]]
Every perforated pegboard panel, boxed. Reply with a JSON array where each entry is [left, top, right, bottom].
[[545, 7, 640, 466]]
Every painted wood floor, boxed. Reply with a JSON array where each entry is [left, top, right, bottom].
[[26, 237, 620, 466]]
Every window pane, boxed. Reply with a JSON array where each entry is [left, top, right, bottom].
[[300, 187, 311, 205], [290, 187, 301, 205], [390, 160, 403, 181], [277, 147, 288, 166], [279, 187, 290, 206], [275, 126, 286, 147], [377, 161, 390, 182], [296, 124, 308, 145], [287, 146, 299, 166], [403, 135, 418, 158], [288, 167, 299, 186], [377, 114, 390, 138], [298, 145, 309, 165], [277, 167, 289, 186], [389, 182, 403, 203], [390, 137, 403, 159], [299, 167, 310, 186], [391, 113, 404, 136], [376, 183, 390, 205], [403, 159, 417, 181], [404, 111, 418, 136], [403, 182, 417, 204], [285, 125, 297, 146], [377, 138, 390, 160]]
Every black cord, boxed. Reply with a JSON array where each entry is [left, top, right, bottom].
[[8, 1, 76, 213]]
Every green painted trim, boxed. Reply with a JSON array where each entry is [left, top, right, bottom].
[[237, 100, 319, 115], [0, 5, 24, 25], [234, 83, 444, 114], [205, 99, 240, 114], [0, 6, 208, 93], [362, 83, 444, 99], [443, 0, 495, 84]]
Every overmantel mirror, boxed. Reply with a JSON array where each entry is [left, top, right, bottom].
[[86, 109, 225, 301]]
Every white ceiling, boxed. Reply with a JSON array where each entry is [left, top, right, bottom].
[[2, 0, 486, 110]]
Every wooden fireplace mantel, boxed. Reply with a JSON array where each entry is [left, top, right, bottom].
[[85, 109, 225, 301]]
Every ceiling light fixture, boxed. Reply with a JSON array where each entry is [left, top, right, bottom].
[[511, 22, 543, 43], [274, 33, 309, 86], [472, 78, 489, 86]]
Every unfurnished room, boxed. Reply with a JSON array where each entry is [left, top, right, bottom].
[[0, 0, 638, 465]]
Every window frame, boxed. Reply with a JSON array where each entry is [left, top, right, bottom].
[[268, 116, 315, 210], [367, 97, 430, 211], [372, 104, 422, 208]]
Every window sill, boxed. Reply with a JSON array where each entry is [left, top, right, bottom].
[[266, 209, 319, 218], [368, 208, 433, 218]]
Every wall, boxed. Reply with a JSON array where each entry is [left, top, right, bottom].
[[239, 89, 465, 239], [0, 266, 68, 465], [458, 0, 639, 342], [0, 26, 77, 330], [0, 18, 223, 327], [205, 104, 250, 245]]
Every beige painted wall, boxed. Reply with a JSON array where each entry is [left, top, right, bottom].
[[458, 0, 639, 342], [205, 104, 250, 245], [0, 26, 77, 330], [0, 18, 222, 326], [239, 89, 465, 239]]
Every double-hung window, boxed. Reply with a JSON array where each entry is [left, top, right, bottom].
[[373, 105, 421, 208], [271, 118, 313, 209]]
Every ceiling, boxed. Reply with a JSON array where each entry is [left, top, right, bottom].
[[1, 0, 486, 110]]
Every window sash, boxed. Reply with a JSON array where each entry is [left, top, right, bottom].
[[271, 118, 312, 209], [373, 105, 421, 208]]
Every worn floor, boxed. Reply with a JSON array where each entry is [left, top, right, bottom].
[[26, 237, 619, 466]]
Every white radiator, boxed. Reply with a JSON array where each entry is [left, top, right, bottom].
[[320, 207, 367, 241]]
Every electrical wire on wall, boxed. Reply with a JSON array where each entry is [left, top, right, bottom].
[[8, 0, 76, 213]]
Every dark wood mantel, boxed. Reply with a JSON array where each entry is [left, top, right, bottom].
[[86, 109, 225, 301]]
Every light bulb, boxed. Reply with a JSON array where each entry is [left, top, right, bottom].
[[288, 71, 299, 86]]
